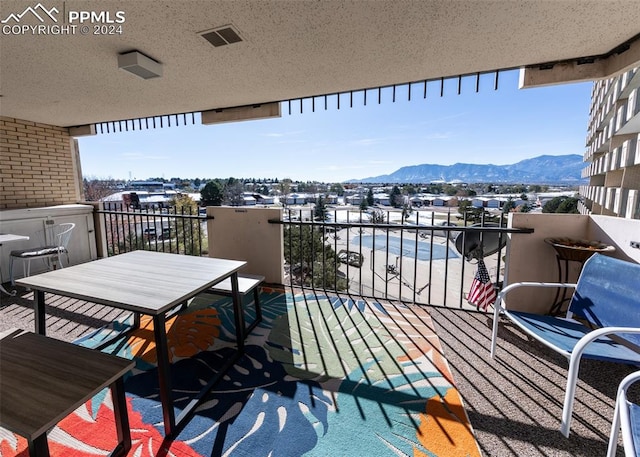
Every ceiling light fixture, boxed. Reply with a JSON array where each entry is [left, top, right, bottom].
[[118, 51, 162, 79]]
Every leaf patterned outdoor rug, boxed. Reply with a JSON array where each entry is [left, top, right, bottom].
[[0, 289, 480, 457]]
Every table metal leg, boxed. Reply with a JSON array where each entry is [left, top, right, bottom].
[[230, 272, 246, 347], [169, 272, 248, 434], [245, 287, 263, 336], [132, 312, 140, 329], [152, 313, 175, 436], [28, 434, 50, 457], [130, 271, 248, 438], [110, 377, 132, 457], [34, 290, 46, 335]]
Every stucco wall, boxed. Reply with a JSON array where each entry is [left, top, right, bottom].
[[505, 212, 640, 313], [207, 206, 284, 284], [0, 116, 81, 209], [505, 213, 590, 314], [588, 215, 640, 263]]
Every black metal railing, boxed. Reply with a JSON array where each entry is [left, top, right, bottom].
[[276, 207, 533, 308], [96, 204, 210, 257]]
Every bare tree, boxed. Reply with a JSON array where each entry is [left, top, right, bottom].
[[83, 177, 118, 201], [369, 208, 386, 224], [224, 178, 245, 206]]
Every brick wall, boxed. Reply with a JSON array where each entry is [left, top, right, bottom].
[[0, 116, 81, 209]]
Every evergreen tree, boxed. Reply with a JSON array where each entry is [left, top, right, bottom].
[[200, 180, 224, 206], [284, 226, 348, 291], [367, 188, 374, 206], [330, 183, 345, 196], [556, 197, 579, 214], [458, 200, 489, 223], [390, 186, 402, 208], [502, 197, 515, 213], [542, 196, 579, 214], [458, 200, 474, 217], [314, 196, 327, 221]]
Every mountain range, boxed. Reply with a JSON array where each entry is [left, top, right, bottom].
[[349, 154, 586, 185]]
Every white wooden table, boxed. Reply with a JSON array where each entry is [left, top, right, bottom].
[[16, 250, 247, 437], [0, 233, 29, 295]]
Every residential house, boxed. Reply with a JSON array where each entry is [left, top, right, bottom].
[[372, 193, 391, 206], [283, 193, 307, 205], [345, 194, 364, 205]]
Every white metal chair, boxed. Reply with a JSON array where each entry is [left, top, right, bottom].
[[607, 370, 640, 457], [9, 223, 75, 285]]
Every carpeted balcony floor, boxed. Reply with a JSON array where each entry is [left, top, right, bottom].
[[0, 286, 634, 456]]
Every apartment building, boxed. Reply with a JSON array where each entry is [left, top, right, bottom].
[[581, 66, 640, 219]]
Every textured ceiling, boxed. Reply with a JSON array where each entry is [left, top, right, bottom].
[[2, 0, 640, 127]]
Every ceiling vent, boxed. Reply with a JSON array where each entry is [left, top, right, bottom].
[[200, 26, 243, 47]]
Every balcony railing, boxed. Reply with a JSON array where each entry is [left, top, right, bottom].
[[93, 204, 534, 308], [96, 203, 209, 257], [277, 207, 533, 308]]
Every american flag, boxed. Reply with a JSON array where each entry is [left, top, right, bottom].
[[467, 259, 497, 311]]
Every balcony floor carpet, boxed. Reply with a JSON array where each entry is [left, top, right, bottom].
[[2, 289, 480, 457]]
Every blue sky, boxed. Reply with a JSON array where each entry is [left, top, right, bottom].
[[78, 70, 592, 183]]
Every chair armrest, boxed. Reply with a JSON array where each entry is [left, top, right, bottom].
[[608, 370, 640, 457], [573, 327, 640, 358], [618, 370, 640, 455], [616, 370, 640, 394], [490, 281, 577, 359], [496, 281, 577, 312]]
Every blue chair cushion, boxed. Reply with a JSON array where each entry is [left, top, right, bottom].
[[508, 311, 640, 365]]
